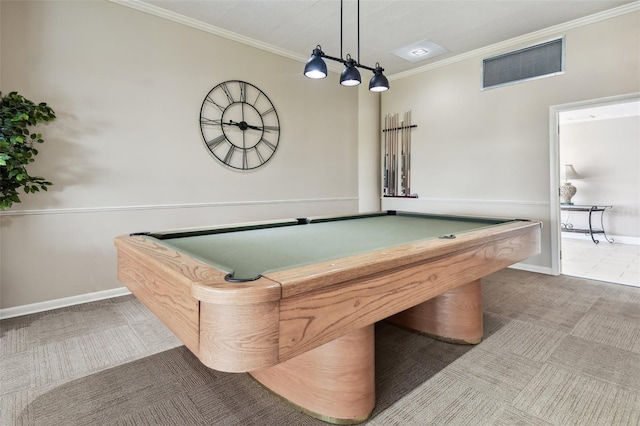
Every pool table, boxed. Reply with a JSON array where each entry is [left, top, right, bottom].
[[115, 211, 541, 424]]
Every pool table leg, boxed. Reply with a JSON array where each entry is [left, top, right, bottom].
[[249, 324, 375, 424], [388, 279, 483, 344]]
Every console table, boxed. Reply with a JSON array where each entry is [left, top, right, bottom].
[[560, 204, 613, 244]]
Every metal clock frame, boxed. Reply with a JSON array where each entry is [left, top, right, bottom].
[[199, 80, 281, 170]]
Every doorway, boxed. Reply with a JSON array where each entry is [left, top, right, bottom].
[[549, 93, 640, 287]]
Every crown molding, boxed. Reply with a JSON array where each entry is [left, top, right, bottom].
[[109, 0, 639, 80], [107, 0, 309, 65], [389, 1, 640, 81]]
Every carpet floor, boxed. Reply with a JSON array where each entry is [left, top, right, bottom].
[[2, 269, 640, 425]]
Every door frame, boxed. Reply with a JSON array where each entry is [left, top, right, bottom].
[[548, 92, 640, 275]]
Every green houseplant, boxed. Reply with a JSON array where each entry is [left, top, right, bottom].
[[0, 92, 56, 210]]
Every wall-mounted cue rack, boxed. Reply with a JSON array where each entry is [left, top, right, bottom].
[[383, 111, 418, 198]]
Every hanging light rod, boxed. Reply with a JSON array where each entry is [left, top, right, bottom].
[[303, 0, 389, 92]]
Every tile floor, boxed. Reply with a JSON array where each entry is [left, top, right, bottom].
[[561, 237, 640, 287]]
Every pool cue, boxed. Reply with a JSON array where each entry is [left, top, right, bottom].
[[405, 113, 409, 195], [383, 115, 389, 195], [387, 116, 393, 195], [392, 113, 398, 195], [406, 110, 411, 196], [400, 117, 406, 195]]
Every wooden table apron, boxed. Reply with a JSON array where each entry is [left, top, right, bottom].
[[115, 216, 541, 423]]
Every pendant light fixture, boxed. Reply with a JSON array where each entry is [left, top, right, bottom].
[[340, 55, 361, 86], [303, 0, 389, 92]]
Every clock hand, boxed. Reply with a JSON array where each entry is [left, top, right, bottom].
[[245, 123, 270, 132], [222, 120, 241, 127], [226, 120, 270, 133]]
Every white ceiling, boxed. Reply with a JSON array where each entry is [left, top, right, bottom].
[[133, 0, 636, 76]]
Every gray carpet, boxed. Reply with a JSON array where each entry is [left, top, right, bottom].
[[13, 324, 460, 426], [2, 269, 640, 425]]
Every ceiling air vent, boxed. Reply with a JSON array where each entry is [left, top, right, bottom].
[[482, 37, 564, 90]]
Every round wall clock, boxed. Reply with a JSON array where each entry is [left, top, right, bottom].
[[199, 80, 281, 170]]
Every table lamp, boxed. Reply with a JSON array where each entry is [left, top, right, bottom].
[[560, 164, 580, 205]]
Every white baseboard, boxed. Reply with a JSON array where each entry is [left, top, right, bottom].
[[0, 287, 131, 320], [510, 262, 554, 275]]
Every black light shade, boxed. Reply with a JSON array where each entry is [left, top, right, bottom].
[[304, 46, 327, 79], [304, 0, 389, 91], [369, 63, 389, 92], [340, 56, 361, 86]]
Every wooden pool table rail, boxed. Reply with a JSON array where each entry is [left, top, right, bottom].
[[116, 235, 282, 370]]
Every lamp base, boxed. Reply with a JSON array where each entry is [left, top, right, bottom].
[[560, 182, 577, 205]]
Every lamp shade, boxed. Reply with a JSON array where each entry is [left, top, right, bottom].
[[564, 164, 580, 181], [340, 56, 361, 86], [304, 46, 327, 79], [369, 63, 389, 92]]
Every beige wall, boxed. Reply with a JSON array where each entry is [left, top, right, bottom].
[[358, 85, 381, 213], [381, 11, 640, 272], [0, 1, 368, 309]]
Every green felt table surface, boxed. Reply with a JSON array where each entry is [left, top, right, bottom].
[[150, 213, 511, 281]]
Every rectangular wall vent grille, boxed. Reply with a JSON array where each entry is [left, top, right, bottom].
[[482, 37, 564, 90]]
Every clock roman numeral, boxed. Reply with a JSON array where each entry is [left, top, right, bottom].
[[200, 117, 222, 126], [224, 145, 235, 164], [259, 138, 277, 151], [242, 149, 249, 169], [262, 125, 280, 131], [205, 95, 227, 113], [251, 91, 262, 106], [254, 146, 265, 164], [206, 134, 226, 149], [260, 107, 275, 117], [239, 81, 247, 103], [220, 83, 235, 104]]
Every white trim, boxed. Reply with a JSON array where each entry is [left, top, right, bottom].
[[0, 287, 131, 320], [381, 197, 549, 206], [549, 93, 640, 276], [0, 197, 358, 217], [390, 2, 640, 81], [549, 107, 562, 275], [510, 263, 553, 276], [551, 94, 640, 115]]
